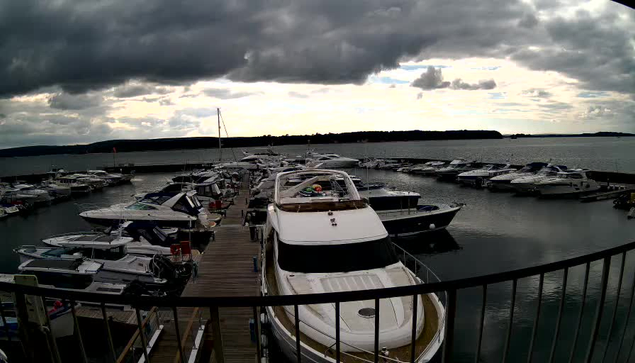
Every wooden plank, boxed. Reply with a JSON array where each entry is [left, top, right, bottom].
[[154, 174, 259, 363]]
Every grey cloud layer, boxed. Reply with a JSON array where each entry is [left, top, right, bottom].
[[411, 66, 496, 90], [0, 0, 632, 98]]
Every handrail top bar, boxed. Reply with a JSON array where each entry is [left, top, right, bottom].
[[3, 240, 634, 307]]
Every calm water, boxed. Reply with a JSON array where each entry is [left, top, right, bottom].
[[1, 140, 635, 361], [2, 137, 635, 177]]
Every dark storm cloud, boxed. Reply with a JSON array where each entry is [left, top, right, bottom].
[[113, 84, 171, 98], [411, 67, 496, 90], [48, 93, 103, 110], [0, 0, 632, 98], [202, 88, 261, 99]]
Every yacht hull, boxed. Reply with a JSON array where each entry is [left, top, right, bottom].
[[377, 206, 461, 236]]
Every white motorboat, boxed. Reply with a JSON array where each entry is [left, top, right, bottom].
[[86, 170, 125, 185], [435, 159, 476, 181], [17, 259, 128, 295], [510, 164, 567, 194], [56, 175, 92, 194], [71, 174, 108, 190], [535, 169, 600, 197], [5, 184, 52, 204], [487, 162, 548, 192], [79, 191, 214, 247], [42, 229, 173, 256], [15, 242, 168, 286], [410, 161, 446, 176], [39, 180, 72, 198], [457, 164, 516, 187], [262, 169, 445, 362], [306, 153, 360, 168]]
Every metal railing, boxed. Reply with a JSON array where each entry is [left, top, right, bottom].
[[2, 240, 635, 362]]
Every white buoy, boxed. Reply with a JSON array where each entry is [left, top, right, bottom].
[[429, 223, 436, 230]]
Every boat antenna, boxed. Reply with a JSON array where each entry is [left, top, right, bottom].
[[217, 108, 222, 162]]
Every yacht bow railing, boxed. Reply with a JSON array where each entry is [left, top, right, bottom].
[[2, 240, 635, 362]]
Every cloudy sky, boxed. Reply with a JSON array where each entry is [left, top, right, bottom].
[[0, 0, 633, 148]]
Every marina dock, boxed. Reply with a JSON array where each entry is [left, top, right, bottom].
[[151, 175, 260, 363]]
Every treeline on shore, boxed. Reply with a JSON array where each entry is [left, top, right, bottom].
[[510, 132, 634, 138], [0, 130, 502, 157]]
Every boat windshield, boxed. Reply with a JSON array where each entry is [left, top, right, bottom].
[[277, 236, 399, 273]]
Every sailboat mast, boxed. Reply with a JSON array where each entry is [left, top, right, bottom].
[[217, 107, 222, 162]]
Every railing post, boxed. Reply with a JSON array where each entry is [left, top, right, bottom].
[[548, 269, 568, 363], [528, 273, 545, 363], [410, 294, 418, 363], [601, 251, 626, 363], [374, 298, 380, 363], [335, 301, 341, 363], [502, 279, 518, 363], [475, 284, 487, 363], [100, 303, 117, 363], [135, 308, 150, 363], [616, 259, 635, 361], [294, 305, 301, 362], [442, 289, 457, 363], [71, 301, 89, 363], [210, 306, 225, 363], [254, 306, 262, 360], [172, 307, 186, 363], [568, 263, 590, 363], [584, 256, 611, 363]]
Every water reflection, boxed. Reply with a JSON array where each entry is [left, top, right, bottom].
[[393, 229, 461, 256]]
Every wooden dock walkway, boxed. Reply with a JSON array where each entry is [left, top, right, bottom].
[[151, 175, 260, 363]]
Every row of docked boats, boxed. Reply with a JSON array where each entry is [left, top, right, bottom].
[[388, 159, 602, 197], [0, 169, 133, 219], [248, 163, 462, 238]]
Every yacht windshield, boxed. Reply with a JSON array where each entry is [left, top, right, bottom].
[[277, 236, 399, 273]]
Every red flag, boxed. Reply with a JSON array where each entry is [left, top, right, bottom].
[[112, 147, 117, 153]]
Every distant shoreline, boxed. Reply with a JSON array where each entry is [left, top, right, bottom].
[[0, 130, 632, 158]]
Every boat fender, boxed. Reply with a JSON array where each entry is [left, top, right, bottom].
[[261, 334, 268, 349], [429, 223, 436, 230], [260, 312, 269, 325]]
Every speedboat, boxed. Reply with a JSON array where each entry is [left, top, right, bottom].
[[535, 169, 600, 197], [306, 153, 360, 168], [510, 164, 567, 194], [5, 184, 52, 204], [358, 187, 461, 235], [487, 162, 548, 192], [457, 164, 516, 187], [262, 169, 445, 362], [16, 259, 128, 295], [56, 175, 92, 194], [79, 191, 214, 247], [410, 161, 446, 176], [42, 226, 174, 255], [261, 170, 445, 363], [39, 181, 72, 198], [86, 170, 126, 185], [15, 242, 169, 286], [435, 159, 476, 181]]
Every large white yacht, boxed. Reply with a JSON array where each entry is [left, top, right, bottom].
[[456, 164, 516, 187], [306, 153, 360, 168], [509, 164, 567, 193], [535, 169, 600, 197], [262, 169, 445, 362], [487, 162, 548, 191]]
